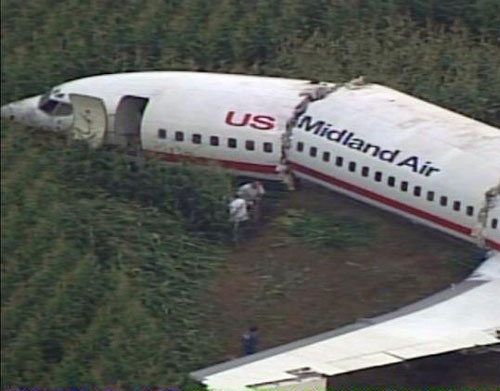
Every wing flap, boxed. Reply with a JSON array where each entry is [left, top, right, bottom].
[[192, 255, 500, 391], [389, 331, 499, 360]]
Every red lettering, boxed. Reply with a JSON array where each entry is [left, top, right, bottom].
[[225, 111, 276, 130], [225, 111, 251, 127], [250, 115, 275, 130]]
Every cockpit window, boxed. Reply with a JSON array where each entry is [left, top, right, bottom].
[[39, 97, 73, 116], [38, 91, 52, 109], [38, 89, 72, 116], [39, 98, 59, 114]]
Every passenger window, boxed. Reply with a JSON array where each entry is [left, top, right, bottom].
[[210, 136, 219, 146], [453, 201, 461, 211], [246, 140, 255, 151], [374, 171, 382, 182], [427, 191, 435, 201], [175, 131, 184, 142], [492, 218, 498, 229], [322, 151, 330, 162], [310, 147, 317, 157], [297, 142, 304, 152], [413, 186, 421, 197], [158, 129, 167, 139], [466, 206, 474, 216], [387, 176, 395, 187], [361, 167, 369, 177], [401, 181, 408, 192], [348, 162, 356, 172], [440, 196, 448, 206], [228, 138, 237, 148], [263, 142, 273, 153], [336, 156, 343, 167], [192, 134, 202, 144]]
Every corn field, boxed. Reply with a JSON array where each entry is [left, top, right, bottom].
[[1, 0, 499, 387]]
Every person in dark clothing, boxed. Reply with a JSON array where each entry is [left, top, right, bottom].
[[241, 326, 259, 356]]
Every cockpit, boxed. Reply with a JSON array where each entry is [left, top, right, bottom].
[[1, 87, 75, 132], [38, 89, 73, 116]]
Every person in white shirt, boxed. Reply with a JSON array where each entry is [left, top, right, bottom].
[[229, 196, 249, 223], [237, 181, 265, 221], [237, 181, 265, 205], [229, 195, 249, 242]]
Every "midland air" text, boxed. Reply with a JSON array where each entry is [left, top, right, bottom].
[[296, 115, 441, 177]]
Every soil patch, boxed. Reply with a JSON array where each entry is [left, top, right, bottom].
[[203, 181, 482, 362]]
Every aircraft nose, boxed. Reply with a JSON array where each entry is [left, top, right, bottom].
[[1, 95, 42, 126], [1, 104, 14, 120]]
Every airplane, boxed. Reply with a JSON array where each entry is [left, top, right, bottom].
[[2, 71, 499, 250], [2, 71, 499, 389]]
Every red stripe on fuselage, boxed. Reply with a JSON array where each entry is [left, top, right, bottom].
[[143, 150, 500, 250], [485, 239, 500, 251], [289, 161, 471, 235], [290, 161, 500, 251]]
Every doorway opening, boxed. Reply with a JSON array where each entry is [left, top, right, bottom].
[[113, 95, 149, 155]]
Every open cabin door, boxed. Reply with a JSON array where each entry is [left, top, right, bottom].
[[69, 94, 108, 148], [112, 95, 149, 155]]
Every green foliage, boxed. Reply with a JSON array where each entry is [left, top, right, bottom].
[[53, 142, 233, 237], [274, 209, 373, 248], [2, 0, 499, 124], [1, 125, 229, 387]]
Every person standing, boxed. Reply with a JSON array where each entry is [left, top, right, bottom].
[[237, 181, 265, 205], [237, 181, 265, 221], [228, 195, 249, 243], [241, 326, 259, 356]]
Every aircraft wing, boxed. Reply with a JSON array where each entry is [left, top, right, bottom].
[[191, 253, 500, 391]]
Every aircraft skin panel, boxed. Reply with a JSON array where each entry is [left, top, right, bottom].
[[139, 76, 303, 167], [296, 93, 499, 187], [317, 84, 500, 162]]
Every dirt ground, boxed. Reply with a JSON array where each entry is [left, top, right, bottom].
[[201, 181, 493, 385]]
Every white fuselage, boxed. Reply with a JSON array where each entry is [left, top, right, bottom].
[[2, 72, 499, 250]]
